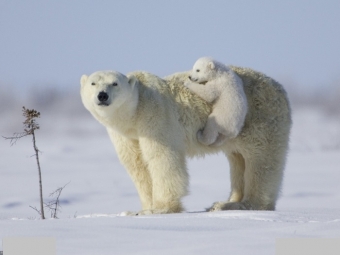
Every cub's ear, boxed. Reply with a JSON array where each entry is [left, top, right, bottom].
[[208, 61, 215, 70], [80, 75, 88, 87], [128, 75, 137, 87]]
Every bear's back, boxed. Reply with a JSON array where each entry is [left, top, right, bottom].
[[230, 66, 292, 151], [131, 69, 291, 156]]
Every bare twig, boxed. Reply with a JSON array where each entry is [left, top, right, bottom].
[[44, 182, 70, 219], [29, 205, 41, 216], [2, 132, 28, 146]]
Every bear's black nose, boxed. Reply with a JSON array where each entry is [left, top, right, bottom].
[[188, 76, 192, 80], [98, 91, 109, 102]]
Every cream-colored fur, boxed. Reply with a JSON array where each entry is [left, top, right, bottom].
[[185, 57, 247, 146], [80, 66, 291, 214]]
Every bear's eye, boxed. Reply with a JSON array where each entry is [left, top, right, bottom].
[[91, 82, 96, 86], [196, 69, 200, 72], [112, 82, 118, 86]]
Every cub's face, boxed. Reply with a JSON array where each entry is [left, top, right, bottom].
[[80, 71, 136, 116], [189, 58, 215, 84]]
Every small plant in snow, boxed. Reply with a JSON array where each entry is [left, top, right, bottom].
[[3, 107, 70, 220], [3, 107, 46, 219]]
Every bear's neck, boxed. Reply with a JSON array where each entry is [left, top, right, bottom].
[[106, 86, 139, 137]]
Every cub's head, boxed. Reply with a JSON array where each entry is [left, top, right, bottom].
[[188, 57, 216, 84], [80, 71, 137, 116], [189, 57, 225, 84]]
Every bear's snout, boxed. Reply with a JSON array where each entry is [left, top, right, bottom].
[[188, 76, 198, 82], [97, 91, 109, 102]]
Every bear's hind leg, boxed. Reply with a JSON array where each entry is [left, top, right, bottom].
[[240, 153, 284, 210], [228, 152, 245, 202], [220, 151, 283, 211], [207, 152, 246, 211]]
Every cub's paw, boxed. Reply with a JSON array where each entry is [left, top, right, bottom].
[[197, 130, 215, 146], [184, 80, 194, 88], [210, 133, 227, 147]]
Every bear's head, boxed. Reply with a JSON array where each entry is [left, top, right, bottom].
[[80, 71, 137, 117], [189, 57, 226, 84]]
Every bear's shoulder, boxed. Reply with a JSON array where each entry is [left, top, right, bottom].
[[127, 71, 177, 107], [128, 71, 168, 91]]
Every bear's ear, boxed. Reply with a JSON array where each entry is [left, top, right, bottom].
[[80, 75, 88, 87], [208, 61, 215, 70], [128, 75, 137, 88]]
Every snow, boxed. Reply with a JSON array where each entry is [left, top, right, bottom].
[[1, 106, 340, 255]]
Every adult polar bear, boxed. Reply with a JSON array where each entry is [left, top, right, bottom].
[[80, 66, 291, 215]]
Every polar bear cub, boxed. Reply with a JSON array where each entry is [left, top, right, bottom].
[[185, 57, 248, 146]]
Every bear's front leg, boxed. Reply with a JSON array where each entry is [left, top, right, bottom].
[[139, 136, 189, 214], [107, 129, 153, 211]]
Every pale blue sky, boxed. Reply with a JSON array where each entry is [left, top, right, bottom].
[[1, 1, 339, 90]]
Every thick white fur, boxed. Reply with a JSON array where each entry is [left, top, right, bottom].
[[185, 57, 247, 145], [80, 66, 291, 214]]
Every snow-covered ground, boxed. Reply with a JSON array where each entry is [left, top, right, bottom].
[[1, 104, 339, 254]]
